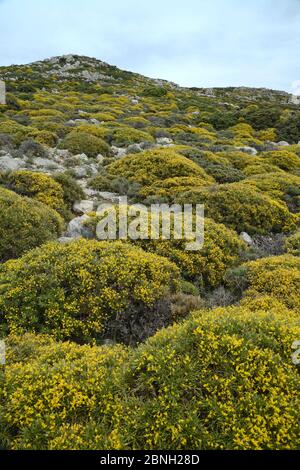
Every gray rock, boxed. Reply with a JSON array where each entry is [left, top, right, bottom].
[[235, 146, 257, 156], [72, 166, 88, 178], [126, 143, 143, 154], [156, 137, 173, 145], [73, 199, 95, 214], [73, 153, 89, 162], [240, 232, 253, 245], [96, 154, 104, 164], [277, 141, 290, 147], [111, 146, 127, 158], [0, 155, 24, 171], [33, 157, 61, 169], [66, 214, 94, 239], [98, 192, 121, 203], [89, 118, 100, 125]]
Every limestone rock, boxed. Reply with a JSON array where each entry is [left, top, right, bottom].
[[240, 232, 253, 245], [235, 146, 257, 156], [73, 199, 95, 215], [66, 214, 93, 239], [0, 155, 24, 171]]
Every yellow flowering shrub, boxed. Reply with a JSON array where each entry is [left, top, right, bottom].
[[176, 183, 298, 234], [284, 230, 300, 256], [2, 304, 300, 450], [136, 218, 246, 288], [0, 333, 128, 450], [241, 172, 300, 212], [4, 170, 65, 212], [59, 130, 111, 157], [261, 150, 300, 175], [0, 239, 180, 342], [140, 176, 214, 200], [111, 126, 154, 147], [122, 305, 300, 450], [0, 187, 64, 262], [107, 148, 214, 186], [228, 255, 300, 310]]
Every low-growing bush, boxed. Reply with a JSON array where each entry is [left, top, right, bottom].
[[0, 240, 180, 343], [2, 305, 299, 449], [107, 148, 214, 187], [136, 218, 246, 289], [261, 150, 300, 175], [0, 187, 64, 262], [227, 254, 300, 310], [177, 183, 298, 235], [4, 170, 65, 212], [284, 230, 300, 256], [59, 131, 111, 157], [111, 127, 154, 147], [242, 172, 300, 213], [18, 138, 47, 159]]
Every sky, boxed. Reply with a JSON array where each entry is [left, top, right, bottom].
[[0, 0, 300, 93]]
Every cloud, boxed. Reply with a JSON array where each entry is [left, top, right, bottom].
[[0, 0, 299, 91]]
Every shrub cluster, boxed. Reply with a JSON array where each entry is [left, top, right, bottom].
[[0, 187, 63, 262], [0, 240, 180, 343], [1, 304, 299, 450]]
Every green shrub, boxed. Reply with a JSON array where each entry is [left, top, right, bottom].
[[107, 148, 214, 187], [59, 131, 111, 157], [18, 139, 48, 159], [111, 127, 154, 147], [0, 187, 64, 261], [0, 240, 180, 343], [0, 333, 128, 450], [4, 170, 65, 212], [177, 183, 298, 235], [284, 230, 300, 256], [242, 172, 300, 213], [53, 172, 85, 209], [122, 304, 300, 449], [261, 150, 300, 175], [2, 303, 299, 450], [136, 218, 246, 289], [227, 255, 300, 310]]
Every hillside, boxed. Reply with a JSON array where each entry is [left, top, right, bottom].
[[0, 55, 299, 451]]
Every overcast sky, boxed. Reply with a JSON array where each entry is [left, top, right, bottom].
[[0, 0, 299, 92]]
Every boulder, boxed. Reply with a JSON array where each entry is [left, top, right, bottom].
[[73, 199, 95, 215], [277, 141, 290, 147], [33, 157, 62, 170], [126, 143, 143, 153], [111, 146, 127, 158], [66, 214, 93, 239], [240, 232, 253, 245], [156, 137, 173, 145], [0, 155, 24, 171], [98, 191, 121, 203], [235, 146, 257, 156]]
